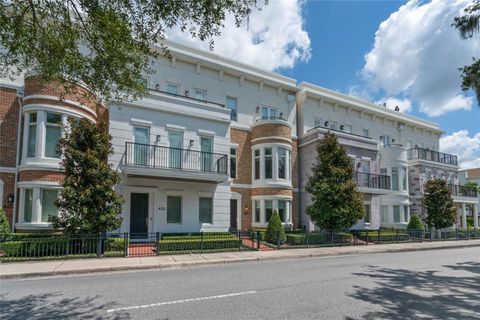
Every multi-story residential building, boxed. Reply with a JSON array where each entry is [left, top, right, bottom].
[[0, 41, 477, 234]]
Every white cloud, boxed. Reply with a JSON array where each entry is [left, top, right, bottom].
[[362, 0, 479, 117], [440, 130, 480, 169], [166, 1, 311, 71], [375, 97, 412, 113]]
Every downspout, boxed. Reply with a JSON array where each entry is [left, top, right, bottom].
[[12, 91, 24, 232], [296, 91, 303, 229]]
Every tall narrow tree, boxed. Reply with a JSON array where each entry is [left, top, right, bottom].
[[423, 179, 457, 230], [50, 118, 124, 234], [305, 132, 364, 232]]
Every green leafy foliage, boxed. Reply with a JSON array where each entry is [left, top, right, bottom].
[[423, 179, 457, 230], [265, 210, 286, 244], [407, 214, 424, 231], [453, 0, 480, 105], [0, 208, 11, 236], [305, 132, 365, 232], [50, 118, 124, 234], [0, 1, 264, 101]]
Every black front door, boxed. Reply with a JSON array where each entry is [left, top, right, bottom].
[[230, 199, 238, 229], [130, 193, 149, 236]]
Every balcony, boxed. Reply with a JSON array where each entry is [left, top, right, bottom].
[[123, 142, 228, 183], [408, 148, 458, 166], [449, 184, 478, 198], [355, 172, 391, 192]]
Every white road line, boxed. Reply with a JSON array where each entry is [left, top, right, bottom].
[[106, 290, 257, 313]]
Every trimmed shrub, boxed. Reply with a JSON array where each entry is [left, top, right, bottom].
[[105, 237, 126, 251], [0, 208, 11, 237], [358, 230, 409, 243], [265, 211, 286, 244], [286, 232, 352, 246], [407, 214, 424, 231], [158, 238, 239, 252]]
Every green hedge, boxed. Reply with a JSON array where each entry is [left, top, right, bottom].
[[357, 231, 410, 242], [158, 238, 240, 252], [161, 235, 237, 241], [286, 233, 352, 246]]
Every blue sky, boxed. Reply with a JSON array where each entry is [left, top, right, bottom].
[[169, 0, 480, 168], [281, 0, 479, 140]]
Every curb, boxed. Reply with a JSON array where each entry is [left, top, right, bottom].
[[2, 241, 480, 280]]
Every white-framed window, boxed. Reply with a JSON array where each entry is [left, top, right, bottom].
[[193, 88, 207, 100], [167, 195, 182, 224], [403, 206, 409, 223], [254, 200, 261, 223], [362, 128, 369, 138], [392, 167, 399, 191], [264, 148, 273, 179], [381, 206, 389, 223], [278, 148, 289, 180], [252, 198, 292, 225], [313, 118, 322, 127], [342, 124, 352, 133], [199, 197, 213, 224], [166, 82, 180, 95], [393, 205, 400, 223], [27, 112, 37, 158], [230, 148, 237, 179], [254, 149, 260, 180], [21, 187, 60, 224], [381, 135, 391, 146], [329, 121, 338, 131], [261, 106, 277, 120], [226, 96, 237, 121], [401, 167, 407, 191], [45, 112, 62, 158], [133, 126, 150, 166], [364, 204, 371, 223]]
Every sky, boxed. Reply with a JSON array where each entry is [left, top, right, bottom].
[[167, 0, 480, 169]]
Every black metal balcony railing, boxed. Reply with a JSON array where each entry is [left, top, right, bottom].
[[448, 184, 478, 198], [149, 88, 225, 108], [355, 172, 391, 190], [124, 142, 228, 175], [408, 148, 458, 166]]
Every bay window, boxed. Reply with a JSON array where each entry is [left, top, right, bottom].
[[252, 145, 291, 183], [392, 167, 399, 191], [23, 188, 33, 223], [23, 110, 70, 162], [41, 189, 59, 222], [401, 167, 407, 191], [393, 205, 400, 223], [251, 198, 292, 225]]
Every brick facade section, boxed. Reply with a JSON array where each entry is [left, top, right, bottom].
[[0, 172, 15, 224], [230, 128, 252, 185], [251, 188, 292, 197], [251, 122, 292, 145], [19, 170, 64, 183], [231, 187, 252, 231], [0, 87, 20, 168], [24, 76, 98, 112]]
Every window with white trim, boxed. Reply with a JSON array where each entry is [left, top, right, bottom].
[[230, 148, 237, 179], [278, 148, 289, 180], [265, 148, 273, 179], [393, 205, 400, 223], [381, 206, 389, 223], [261, 106, 277, 120], [27, 112, 37, 158], [341, 124, 352, 133], [193, 88, 207, 100], [252, 198, 292, 225], [166, 82, 179, 95], [265, 200, 273, 222], [254, 200, 261, 223], [313, 118, 322, 127], [167, 196, 182, 224], [254, 149, 260, 180], [364, 204, 371, 223], [362, 129, 369, 138], [21, 187, 59, 224], [392, 167, 399, 191], [403, 206, 409, 223], [45, 113, 62, 158], [401, 167, 407, 191], [199, 197, 213, 224], [226, 96, 237, 121]]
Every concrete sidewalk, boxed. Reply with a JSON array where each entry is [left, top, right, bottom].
[[1, 240, 479, 280]]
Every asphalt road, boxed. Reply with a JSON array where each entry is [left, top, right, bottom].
[[1, 247, 479, 320]]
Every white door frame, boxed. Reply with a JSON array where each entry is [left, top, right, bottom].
[[122, 186, 156, 233], [231, 192, 242, 230]]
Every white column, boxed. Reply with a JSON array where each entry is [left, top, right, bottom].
[[474, 204, 478, 229], [461, 203, 467, 230]]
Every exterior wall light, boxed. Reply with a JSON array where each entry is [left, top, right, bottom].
[[7, 194, 14, 203]]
